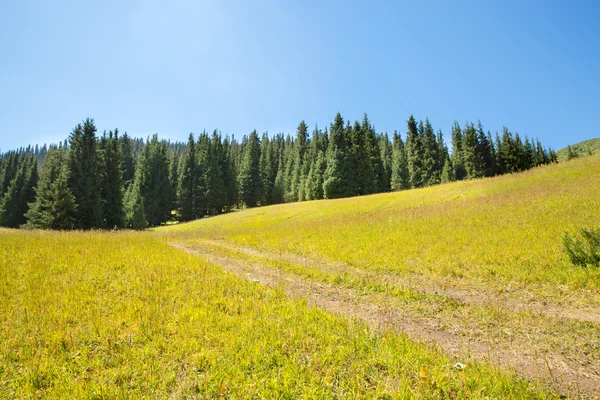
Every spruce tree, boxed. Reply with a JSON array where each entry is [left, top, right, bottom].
[[177, 133, 199, 221], [49, 166, 77, 230], [421, 118, 439, 186], [451, 121, 466, 180], [67, 118, 102, 229], [406, 116, 424, 188], [26, 147, 71, 229], [135, 135, 175, 226], [99, 130, 125, 228], [120, 133, 136, 187], [323, 113, 352, 199], [390, 132, 409, 190], [221, 136, 238, 210], [238, 130, 262, 207], [440, 156, 455, 183], [462, 122, 483, 179], [362, 114, 386, 193], [0, 162, 27, 227], [204, 132, 226, 215]]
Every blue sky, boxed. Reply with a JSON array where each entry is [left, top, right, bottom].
[[1, 0, 598, 151]]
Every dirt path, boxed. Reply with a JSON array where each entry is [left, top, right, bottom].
[[170, 241, 600, 398], [199, 239, 600, 325]]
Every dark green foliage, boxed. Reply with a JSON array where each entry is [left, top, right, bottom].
[[125, 179, 148, 230], [0, 157, 37, 227], [120, 133, 136, 187], [26, 147, 77, 229], [451, 121, 466, 180], [99, 130, 125, 228], [440, 157, 455, 183], [349, 120, 376, 195], [421, 119, 439, 186], [406, 116, 424, 188], [363, 114, 387, 193], [135, 135, 175, 226], [67, 119, 102, 229], [323, 113, 352, 199], [2, 113, 555, 230], [177, 133, 201, 221], [204, 132, 226, 215], [462, 122, 483, 179], [390, 132, 409, 191], [563, 226, 600, 267], [221, 136, 238, 210], [567, 145, 579, 161], [238, 130, 262, 207]]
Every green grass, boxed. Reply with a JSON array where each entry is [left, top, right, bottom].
[[4, 156, 600, 398], [0, 230, 552, 398], [557, 138, 600, 160]]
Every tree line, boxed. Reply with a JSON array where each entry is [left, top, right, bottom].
[[0, 114, 557, 230]]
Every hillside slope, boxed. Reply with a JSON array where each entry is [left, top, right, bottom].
[[557, 137, 600, 160], [159, 155, 600, 395]]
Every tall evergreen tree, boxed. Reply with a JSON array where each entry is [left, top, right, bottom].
[[204, 132, 226, 215], [323, 113, 352, 199], [390, 132, 409, 190], [135, 135, 175, 226], [406, 116, 424, 188], [26, 147, 76, 229], [349, 120, 376, 195], [177, 133, 200, 221], [238, 130, 262, 207], [421, 118, 439, 186], [67, 118, 102, 229], [451, 121, 466, 180], [362, 114, 386, 193], [99, 129, 125, 228], [120, 133, 136, 187], [462, 122, 483, 179]]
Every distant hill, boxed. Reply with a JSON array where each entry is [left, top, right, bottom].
[[557, 138, 600, 160]]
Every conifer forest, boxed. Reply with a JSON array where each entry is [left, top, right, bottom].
[[0, 113, 557, 230]]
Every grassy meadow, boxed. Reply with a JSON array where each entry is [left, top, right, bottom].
[[2, 155, 599, 398]]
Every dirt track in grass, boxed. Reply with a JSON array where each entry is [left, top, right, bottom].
[[170, 240, 600, 398]]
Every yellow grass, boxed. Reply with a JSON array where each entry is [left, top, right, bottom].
[[3, 156, 600, 398]]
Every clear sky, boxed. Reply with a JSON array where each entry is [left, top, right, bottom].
[[1, 0, 598, 152]]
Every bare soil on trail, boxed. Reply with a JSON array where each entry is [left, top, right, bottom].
[[170, 241, 600, 398]]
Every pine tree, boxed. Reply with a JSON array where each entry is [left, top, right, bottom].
[[323, 113, 352, 199], [406, 116, 424, 188], [99, 130, 125, 228], [440, 156, 455, 183], [136, 135, 175, 226], [379, 133, 392, 192], [290, 121, 309, 201], [0, 161, 28, 227], [120, 133, 136, 187], [26, 147, 73, 229], [67, 118, 102, 229], [349, 120, 376, 195], [451, 121, 466, 180], [476, 122, 495, 177], [177, 134, 199, 221], [462, 122, 483, 179], [390, 132, 409, 190], [50, 166, 77, 230], [125, 176, 148, 230], [362, 114, 386, 193], [421, 118, 439, 186], [238, 130, 262, 207], [204, 132, 226, 215], [221, 136, 238, 210]]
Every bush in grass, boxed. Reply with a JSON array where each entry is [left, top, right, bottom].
[[563, 225, 600, 267]]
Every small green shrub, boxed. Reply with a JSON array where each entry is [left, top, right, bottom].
[[563, 225, 600, 267]]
